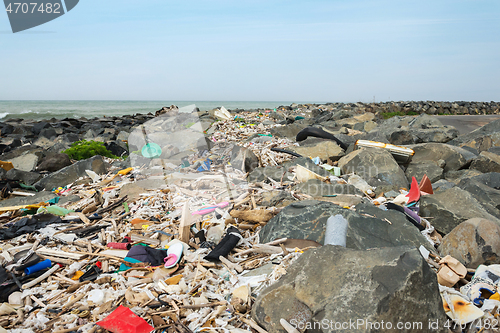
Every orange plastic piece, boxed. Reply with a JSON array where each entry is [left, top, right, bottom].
[[419, 174, 433, 195], [0, 160, 14, 171]]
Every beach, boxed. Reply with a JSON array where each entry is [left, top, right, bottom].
[[0, 102, 499, 332]]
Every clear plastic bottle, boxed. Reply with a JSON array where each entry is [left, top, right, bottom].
[[347, 174, 375, 196]]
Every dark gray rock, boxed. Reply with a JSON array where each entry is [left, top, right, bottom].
[[36, 153, 72, 172], [293, 179, 362, 197], [270, 123, 308, 139], [105, 141, 128, 158], [259, 200, 434, 252], [39, 127, 57, 139], [260, 190, 295, 208], [439, 218, 500, 268], [0, 145, 44, 161], [291, 137, 345, 162], [420, 187, 500, 234], [444, 169, 483, 183], [338, 148, 408, 193], [410, 114, 445, 128], [409, 143, 477, 172], [359, 130, 391, 144], [32, 121, 50, 135], [47, 142, 71, 154], [432, 179, 456, 193], [248, 158, 329, 183], [412, 126, 459, 143], [458, 173, 500, 219], [7, 154, 39, 172], [0, 191, 55, 208], [488, 147, 500, 156], [58, 133, 80, 143], [252, 245, 446, 333], [0, 124, 14, 136], [389, 130, 414, 145], [5, 168, 42, 186], [470, 151, 500, 173], [34, 155, 108, 191], [448, 118, 500, 151], [230, 145, 260, 173], [404, 162, 443, 183]]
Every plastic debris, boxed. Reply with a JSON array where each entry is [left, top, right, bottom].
[[324, 214, 348, 247], [97, 305, 154, 333]]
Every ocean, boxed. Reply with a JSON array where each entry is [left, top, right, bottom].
[[0, 101, 297, 121]]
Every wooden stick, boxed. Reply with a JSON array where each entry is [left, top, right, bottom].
[[179, 202, 192, 244], [39, 255, 74, 265], [240, 317, 268, 333], [72, 250, 148, 267], [219, 256, 243, 273], [76, 212, 91, 225], [30, 295, 46, 308], [55, 273, 77, 285], [62, 293, 85, 311], [151, 301, 227, 315], [22, 264, 60, 289]]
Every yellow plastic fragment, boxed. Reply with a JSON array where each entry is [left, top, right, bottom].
[[117, 167, 133, 176]]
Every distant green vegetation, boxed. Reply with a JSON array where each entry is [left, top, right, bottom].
[[63, 140, 119, 160], [381, 111, 419, 119]]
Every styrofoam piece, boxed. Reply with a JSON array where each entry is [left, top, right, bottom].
[[324, 214, 348, 247]]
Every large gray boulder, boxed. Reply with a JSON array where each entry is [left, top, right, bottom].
[[420, 187, 500, 234], [291, 137, 345, 162], [338, 148, 408, 193], [293, 179, 362, 197], [7, 154, 39, 172], [5, 169, 42, 186], [34, 155, 107, 191], [252, 245, 447, 333], [409, 143, 477, 173], [248, 157, 329, 183], [448, 118, 500, 151], [270, 123, 308, 139], [470, 151, 500, 173], [457, 173, 500, 219], [439, 218, 500, 268], [230, 145, 260, 173], [404, 162, 443, 183], [363, 114, 458, 145], [259, 200, 434, 252], [36, 152, 72, 172]]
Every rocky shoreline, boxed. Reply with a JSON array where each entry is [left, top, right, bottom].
[[0, 102, 499, 332]]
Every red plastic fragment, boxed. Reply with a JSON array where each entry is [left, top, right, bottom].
[[406, 176, 421, 203], [96, 305, 154, 333]]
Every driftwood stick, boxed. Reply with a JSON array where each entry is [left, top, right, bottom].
[[22, 264, 61, 289]]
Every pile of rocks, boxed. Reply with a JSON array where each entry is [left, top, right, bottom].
[[0, 103, 498, 332]]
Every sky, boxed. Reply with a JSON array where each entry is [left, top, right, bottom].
[[0, 0, 499, 102]]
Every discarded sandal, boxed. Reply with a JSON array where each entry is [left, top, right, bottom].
[[164, 242, 183, 268]]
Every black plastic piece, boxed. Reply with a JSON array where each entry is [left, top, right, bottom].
[[386, 202, 425, 231], [270, 148, 303, 158], [79, 265, 102, 282], [204, 226, 241, 261], [296, 127, 348, 150]]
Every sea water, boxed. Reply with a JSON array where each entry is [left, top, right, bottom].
[[0, 100, 296, 120]]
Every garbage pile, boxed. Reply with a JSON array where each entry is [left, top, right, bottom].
[[0, 105, 499, 333]]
